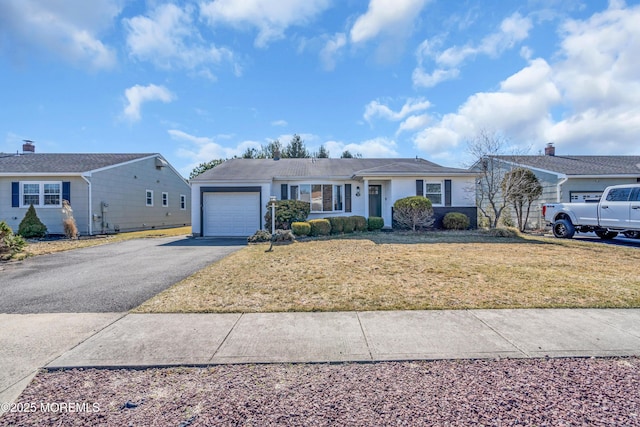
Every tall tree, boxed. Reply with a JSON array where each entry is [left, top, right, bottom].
[[189, 159, 224, 180], [467, 130, 526, 228], [242, 147, 260, 159], [340, 150, 362, 158], [502, 168, 543, 232], [315, 145, 329, 158], [283, 134, 310, 158], [260, 139, 283, 159]]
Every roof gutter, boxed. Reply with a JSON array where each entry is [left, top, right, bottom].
[[556, 175, 568, 203]]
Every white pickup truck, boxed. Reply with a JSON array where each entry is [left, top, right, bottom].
[[542, 184, 640, 239]]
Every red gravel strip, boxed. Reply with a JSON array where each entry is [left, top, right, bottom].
[[2, 358, 639, 426]]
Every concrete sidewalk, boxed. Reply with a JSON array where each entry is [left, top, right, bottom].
[[48, 308, 640, 367], [2, 309, 640, 405]]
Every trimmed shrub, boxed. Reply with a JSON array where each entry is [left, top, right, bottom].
[[264, 200, 310, 230], [18, 204, 48, 238], [309, 219, 331, 236], [443, 212, 470, 230], [342, 216, 355, 233], [0, 221, 26, 258], [291, 221, 311, 236], [326, 217, 345, 234], [351, 216, 367, 232], [367, 216, 384, 231], [247, 230, 272, 243], [393, 196, 434, 231]]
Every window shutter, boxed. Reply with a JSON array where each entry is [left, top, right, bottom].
[[444, 180, 452, 206], [11, 182, 19, 207], [345, 184, 352, 213], [62, 181, 71, 204], [281, 184, 288, 200], [416, 180, 424, 196]]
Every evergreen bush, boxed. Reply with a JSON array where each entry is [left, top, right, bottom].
[[326, 217, 345, 234], [0, 221, 26, 258], [291, 222, 311, 236], [18, 204, 48, 238], [351, 216, 367, 232], [342, 216, 355, 233], [393, 196, 434, 231], [309, 219, 331, 236], [367, 216, 384, 231], [264, 200, 310, 230], [443, 212, 470, 230]]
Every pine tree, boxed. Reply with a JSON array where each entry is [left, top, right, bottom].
[[18, 204, 48, 238]]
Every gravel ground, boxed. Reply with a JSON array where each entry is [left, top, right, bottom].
[[1, 358, 639, 426]]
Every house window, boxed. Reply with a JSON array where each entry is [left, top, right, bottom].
[[146, 190, 153, 206], [180, 194, 186, 210], [162, 192, 169, 207], [425, 182, 442, 205], [21, 182, 61, 207], [290, 184, 343, 212]]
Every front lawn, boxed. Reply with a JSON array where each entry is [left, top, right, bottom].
[[135, 231, 640, 313]]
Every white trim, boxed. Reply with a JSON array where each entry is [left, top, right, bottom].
[[146, 189, 154, 207], [162, 191, 169, 207], [19, 181, 62, 208], [289, 182, 345, 213], [180, 194, 187, 210], [81, 176, 92, 235], [425, 180, 444, 206]]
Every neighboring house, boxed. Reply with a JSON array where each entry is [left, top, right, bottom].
[[190, 157, 478, 237], [0, 144, 191, 235], [488, 143, 640, 229]]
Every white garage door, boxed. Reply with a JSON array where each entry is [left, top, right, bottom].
[[203, 192, 261, 237]]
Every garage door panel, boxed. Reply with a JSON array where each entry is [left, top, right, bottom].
[[204, 192, 260, 237]]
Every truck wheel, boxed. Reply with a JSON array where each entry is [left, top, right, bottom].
[[623, 231, 640, 239], [553, 219, 575, 238], [595, 230, 618, 240]]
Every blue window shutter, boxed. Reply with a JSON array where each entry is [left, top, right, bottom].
[[11, 182, 19, 207], [444, 180, 452, 206], [416, 180, 424, 196], [62, 181, 71, 204], [281, 184, 288, 200]]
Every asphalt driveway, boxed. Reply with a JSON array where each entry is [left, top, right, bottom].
[[0, 237, 245, 313]]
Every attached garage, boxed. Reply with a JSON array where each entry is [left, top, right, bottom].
[[202, 190, 261, 237]]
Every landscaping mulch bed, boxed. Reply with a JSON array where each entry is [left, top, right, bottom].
[[2, 357, 638, 426]]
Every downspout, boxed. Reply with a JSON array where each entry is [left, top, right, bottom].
[[556, 175, 568, 203], [81, 175, 93, 235]]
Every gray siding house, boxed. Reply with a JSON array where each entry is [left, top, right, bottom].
[[489, 144, 640, 229], [1, 147, 191, 235], [191, 157, 478, 237]]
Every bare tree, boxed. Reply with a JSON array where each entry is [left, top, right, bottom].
[[467, 130, 529, 228]]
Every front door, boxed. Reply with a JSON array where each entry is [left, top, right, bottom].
[[369, 185, 382, 217]]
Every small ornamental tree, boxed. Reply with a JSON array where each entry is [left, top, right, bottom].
[[264, 200, 311, 230], [393, 196, 434, 231], [18, 204, 48, 238], [502, 168, 543, 232]]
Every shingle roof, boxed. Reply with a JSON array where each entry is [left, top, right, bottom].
[[0, 153, 155, 174], [493, 155, 640, 176], [192, 158, 475, 181]]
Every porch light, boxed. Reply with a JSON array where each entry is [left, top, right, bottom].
[[356, 186, 361, 197]]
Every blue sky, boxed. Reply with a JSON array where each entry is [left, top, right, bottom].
[[1, 0, 639, 177]]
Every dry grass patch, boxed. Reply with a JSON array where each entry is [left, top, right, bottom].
[[136, 233, 640, 312], [16, 226, 191, 258]]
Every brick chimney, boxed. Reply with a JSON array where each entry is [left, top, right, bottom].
[[544, 143, 555, 156], [22, 140, 35, 153]]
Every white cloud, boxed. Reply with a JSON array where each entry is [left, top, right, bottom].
[[350, 0, 430, 44], [271, 120, 288, 127], [124, 3, 238, 76], [123, 84, 175, 122], [325, 137, 399, 158], [413, 12, 533, 88], [410, 3, 640, 159], [170, 130, 260, 175], [319, 33, 347, 71], [0, 0, 120, 69], [364, 98, 431, 123], [397, 114, 431, 134], [199, 0, 331, 48]]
